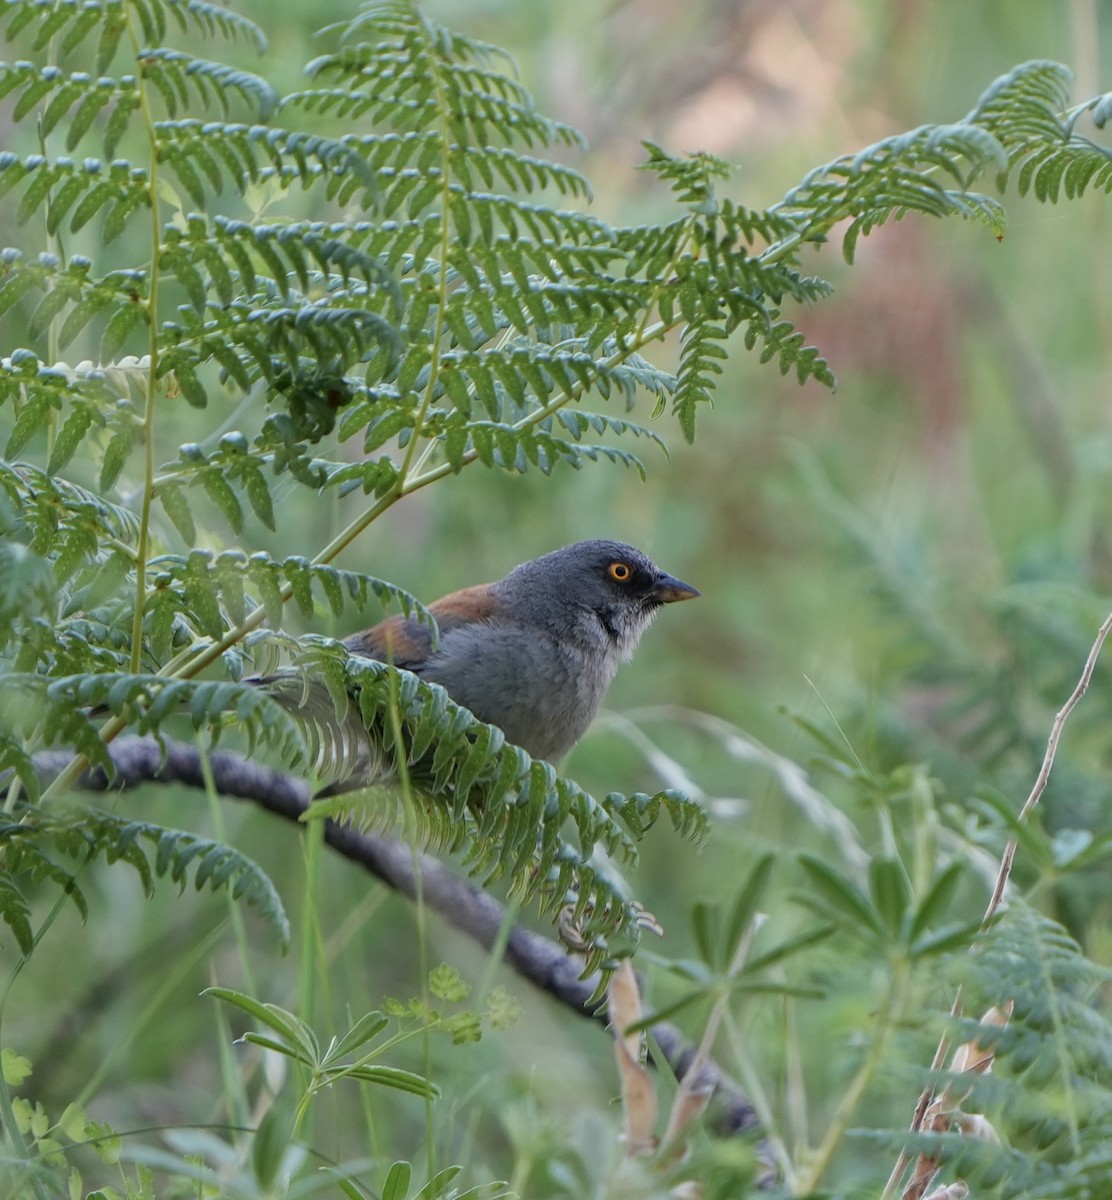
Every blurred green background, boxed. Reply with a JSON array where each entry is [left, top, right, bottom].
[[6, 0, 1112, 1191]]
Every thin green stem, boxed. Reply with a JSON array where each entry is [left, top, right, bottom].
[[719, 1005, 796, 1184], [295, 811, 326, 1151], [660, 914, 763, 1151], [797, 957, 911, 1194], [72, 922, 228, 1112]]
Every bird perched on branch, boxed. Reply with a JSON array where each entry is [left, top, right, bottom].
[[342, 539, 699, 765]]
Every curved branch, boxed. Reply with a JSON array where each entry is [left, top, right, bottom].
[[28, 737, 760, 1143]]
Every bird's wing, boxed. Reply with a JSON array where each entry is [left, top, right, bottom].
[[342, 584, 500, 671]]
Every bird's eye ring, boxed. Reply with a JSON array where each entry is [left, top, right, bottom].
[[608, 561, 632, 582]]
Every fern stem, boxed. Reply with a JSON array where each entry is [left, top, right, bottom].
[[394, 14, 455, 491], [631, 217, 697, 349], [39, 31, 62, 466], [123, 7, 165, 679]]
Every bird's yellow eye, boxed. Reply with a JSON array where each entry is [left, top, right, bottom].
[[608, 561, 632, 582]]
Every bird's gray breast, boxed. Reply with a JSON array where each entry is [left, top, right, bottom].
[[420, 620, 619, 763]]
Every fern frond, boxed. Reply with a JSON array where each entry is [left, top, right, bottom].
[[0, 249, 149, 352], [0, 151, 150, 240], [966, 60, 1073, 156], [0, 61, 140, 156], [300, 4, 583, 150], [144, 551, 431, 636], [776, 122, 1009, 260], [743, 312, 836, 386], [0, 540, 56, 651], [168, 0, 267, 50], [139, 47, 277, 119], [155, 296, 401, 413], [970, 904, 1112, 1088], [671, 322, 726, 443], [0, 460, 142, 554], [281, 650, 706, 970], [153, 120, 377, 204], [4, 1, 122, 73], [463, 420, 648, 478], [161, 214, 402, 313], [0, 803, 290, 947], [0, 863, 36, 953], [1, 672, 307, 765]]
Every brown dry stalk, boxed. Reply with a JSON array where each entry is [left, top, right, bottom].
[[610, 960, 659, 1157], [899, 1003, 1012, 1200], [883, 609, 1112, 1200]]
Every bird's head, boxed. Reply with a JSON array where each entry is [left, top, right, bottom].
[[496, 539, 699, 659]]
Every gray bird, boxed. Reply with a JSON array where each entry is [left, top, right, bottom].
[[341, 539, 699, 765]]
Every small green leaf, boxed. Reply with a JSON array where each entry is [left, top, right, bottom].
[[383, 1161, 412, 1200], [1, 1048, 32, 1086], [203, 988, 311, 1053], [908, 861, 966, 945], [868, 857, 911, 938], [723, 853, 775, 963], [690, 899, 720, 969], [797, 855, 885, 940], [251, 1105, 294, 1192], [328, 1012, 389, 1061], [48, 404, 98, 474], [201, 470, 244, 533], [159, 483, 196, 544]]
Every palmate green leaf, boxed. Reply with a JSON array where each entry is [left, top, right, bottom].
[[797, 855, 886, 941], [868, 857, 911, 938], [332, 1064, 436, 1098], [205, 987, 436, 1099], [204, 987, 317, 1056]]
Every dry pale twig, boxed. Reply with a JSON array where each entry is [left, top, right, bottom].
[[883, 609, 1112, 1200]]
